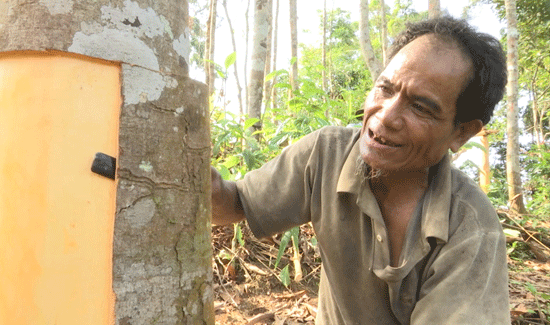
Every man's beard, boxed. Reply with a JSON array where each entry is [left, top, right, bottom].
[[355, 155, 385, 182]]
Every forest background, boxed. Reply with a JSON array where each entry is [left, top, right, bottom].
[[190, 0, 550, 323]]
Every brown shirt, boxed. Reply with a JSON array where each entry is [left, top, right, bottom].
[[236, 126, 510, 324]]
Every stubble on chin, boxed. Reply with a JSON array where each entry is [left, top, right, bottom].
[[355, 154, 385, 183]]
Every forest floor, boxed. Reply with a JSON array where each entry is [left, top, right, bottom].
[[212, 213, 550, 325]]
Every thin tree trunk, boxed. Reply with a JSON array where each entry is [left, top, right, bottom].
[[206, 0, 218, 96], [428, 0, 441, 18], [380, 0, 389, 66], [244, 0, 251, 115], [505, 0, 528, 214], [359, 0, 383, 82], [263, 0, 274, 110], [248, 0, 271, 134], [222, 0, 244, 115], [322, 0, 328, 92], [289, 0, 299, 95], [478, 128, 497, 193], [271, 0, 280, 111]]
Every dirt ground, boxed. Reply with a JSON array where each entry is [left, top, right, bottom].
[[212, 223, 550, 325]]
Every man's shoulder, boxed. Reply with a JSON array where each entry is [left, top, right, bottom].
[[449, 166, 501, 234], [310, 125, 361, 146], [315, 125, 360, 138]]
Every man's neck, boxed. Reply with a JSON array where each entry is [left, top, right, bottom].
[[369, 168, 430, 199]]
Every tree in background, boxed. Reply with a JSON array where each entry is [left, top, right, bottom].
[[504, 0, 528, 214], [248, 0, 272, 135], [205, 0, 218, 96], [359, 0, 383, 82], [289, 0, 299, 94]]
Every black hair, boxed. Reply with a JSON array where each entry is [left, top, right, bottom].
[[389, 16, 507, 125]]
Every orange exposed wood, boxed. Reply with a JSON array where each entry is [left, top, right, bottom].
[[0, 52, 120, 325]]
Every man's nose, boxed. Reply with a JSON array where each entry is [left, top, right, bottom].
[[377, 98, 404, 130]]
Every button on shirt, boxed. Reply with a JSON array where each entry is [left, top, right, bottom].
[[236, 126, 510, 324]]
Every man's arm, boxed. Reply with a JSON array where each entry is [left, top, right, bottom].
[[211, 166, 246, 225]]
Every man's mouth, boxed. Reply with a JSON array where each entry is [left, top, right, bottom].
[[369, 129, 402, 147]]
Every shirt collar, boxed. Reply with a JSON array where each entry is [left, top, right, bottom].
[[336, 140, 362, 195], [336, 141, 453, 243]]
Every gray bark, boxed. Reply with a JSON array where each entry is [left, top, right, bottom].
[[359, 0, 383, 82], [505, 0, 528, 214], [428, 0, 441, 18], [0, 1, 214, 323], [289, 0, 299, 93], [248, 0, 271, 133], [271, 0, 280, 110], [206, 0, 218, 96], [263, 0, 274, 110]]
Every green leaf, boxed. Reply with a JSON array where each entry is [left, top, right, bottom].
[[265, 69, 288, 81], [541, 293, 550, 301], [218, 165, 231, 180], [234, 223, 245, 247], [224, 52, 237, 70], [525, 282, 537, 295], [462, 141, 487, 153], [274, 230, 292, 269], [310, 236, 318, 247], [216, 69, 226, 79], [503, 228, 521, 238], [280, 265, 291, 287], [223, 155, 240, 169], [290, 226, 300, 251], [244, 118, 260, 130]]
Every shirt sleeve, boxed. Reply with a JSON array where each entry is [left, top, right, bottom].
[[410, 206, 510, 324], [236, 129, 321, 238]]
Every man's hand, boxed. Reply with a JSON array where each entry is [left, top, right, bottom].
[[211, 166, 246, 225]]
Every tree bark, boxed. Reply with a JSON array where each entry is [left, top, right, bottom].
[[289, 0, 299, 94], [0, 1, 214, 323], [205, 0, 218, 96], [380, 0, 389, 66], [263, 0, 274, 110], [248, 0, 271, 133], [359, 0, 383, 82], [271, 0, 281, 110], [428, 0, 441, 18], [244, 0, 252, 113], [322, 0, 328, 92], [505, 0, 528, 214], [222, 0, 244, 115]]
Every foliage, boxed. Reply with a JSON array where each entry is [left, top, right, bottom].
[[523, 144, 550, 216]]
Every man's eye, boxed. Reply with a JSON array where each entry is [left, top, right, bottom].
[[412, 103, 434, 116], [377, 85, 392, 95]]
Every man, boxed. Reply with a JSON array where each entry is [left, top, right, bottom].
[[212, 16, 510, 324]]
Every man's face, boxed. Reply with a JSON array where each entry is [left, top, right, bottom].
[[359, 35, 475, 173]]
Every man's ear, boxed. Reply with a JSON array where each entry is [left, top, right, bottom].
[[449, 119, 483, 153]]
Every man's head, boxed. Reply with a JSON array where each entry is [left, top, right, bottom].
[[359, 17, 506, 174], [388, 16, 507, 126]]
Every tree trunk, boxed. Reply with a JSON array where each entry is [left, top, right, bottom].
[[263, 0, 274, 110], [244, 0, 252, 113], [0, 1, 214, 324], [222, 0, 244, 115], [205, 0, 218, 97], [289, 0, 299, 94], [271, 0, 281, 111], [322, 0, 328, 92], [248, 0, 271, 133], [505, 0, 528, 214], [380, 0, 389, 66], [359, 0, 383, 82], [478, 128, 497, 193], [428, 0, 441, 18]]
